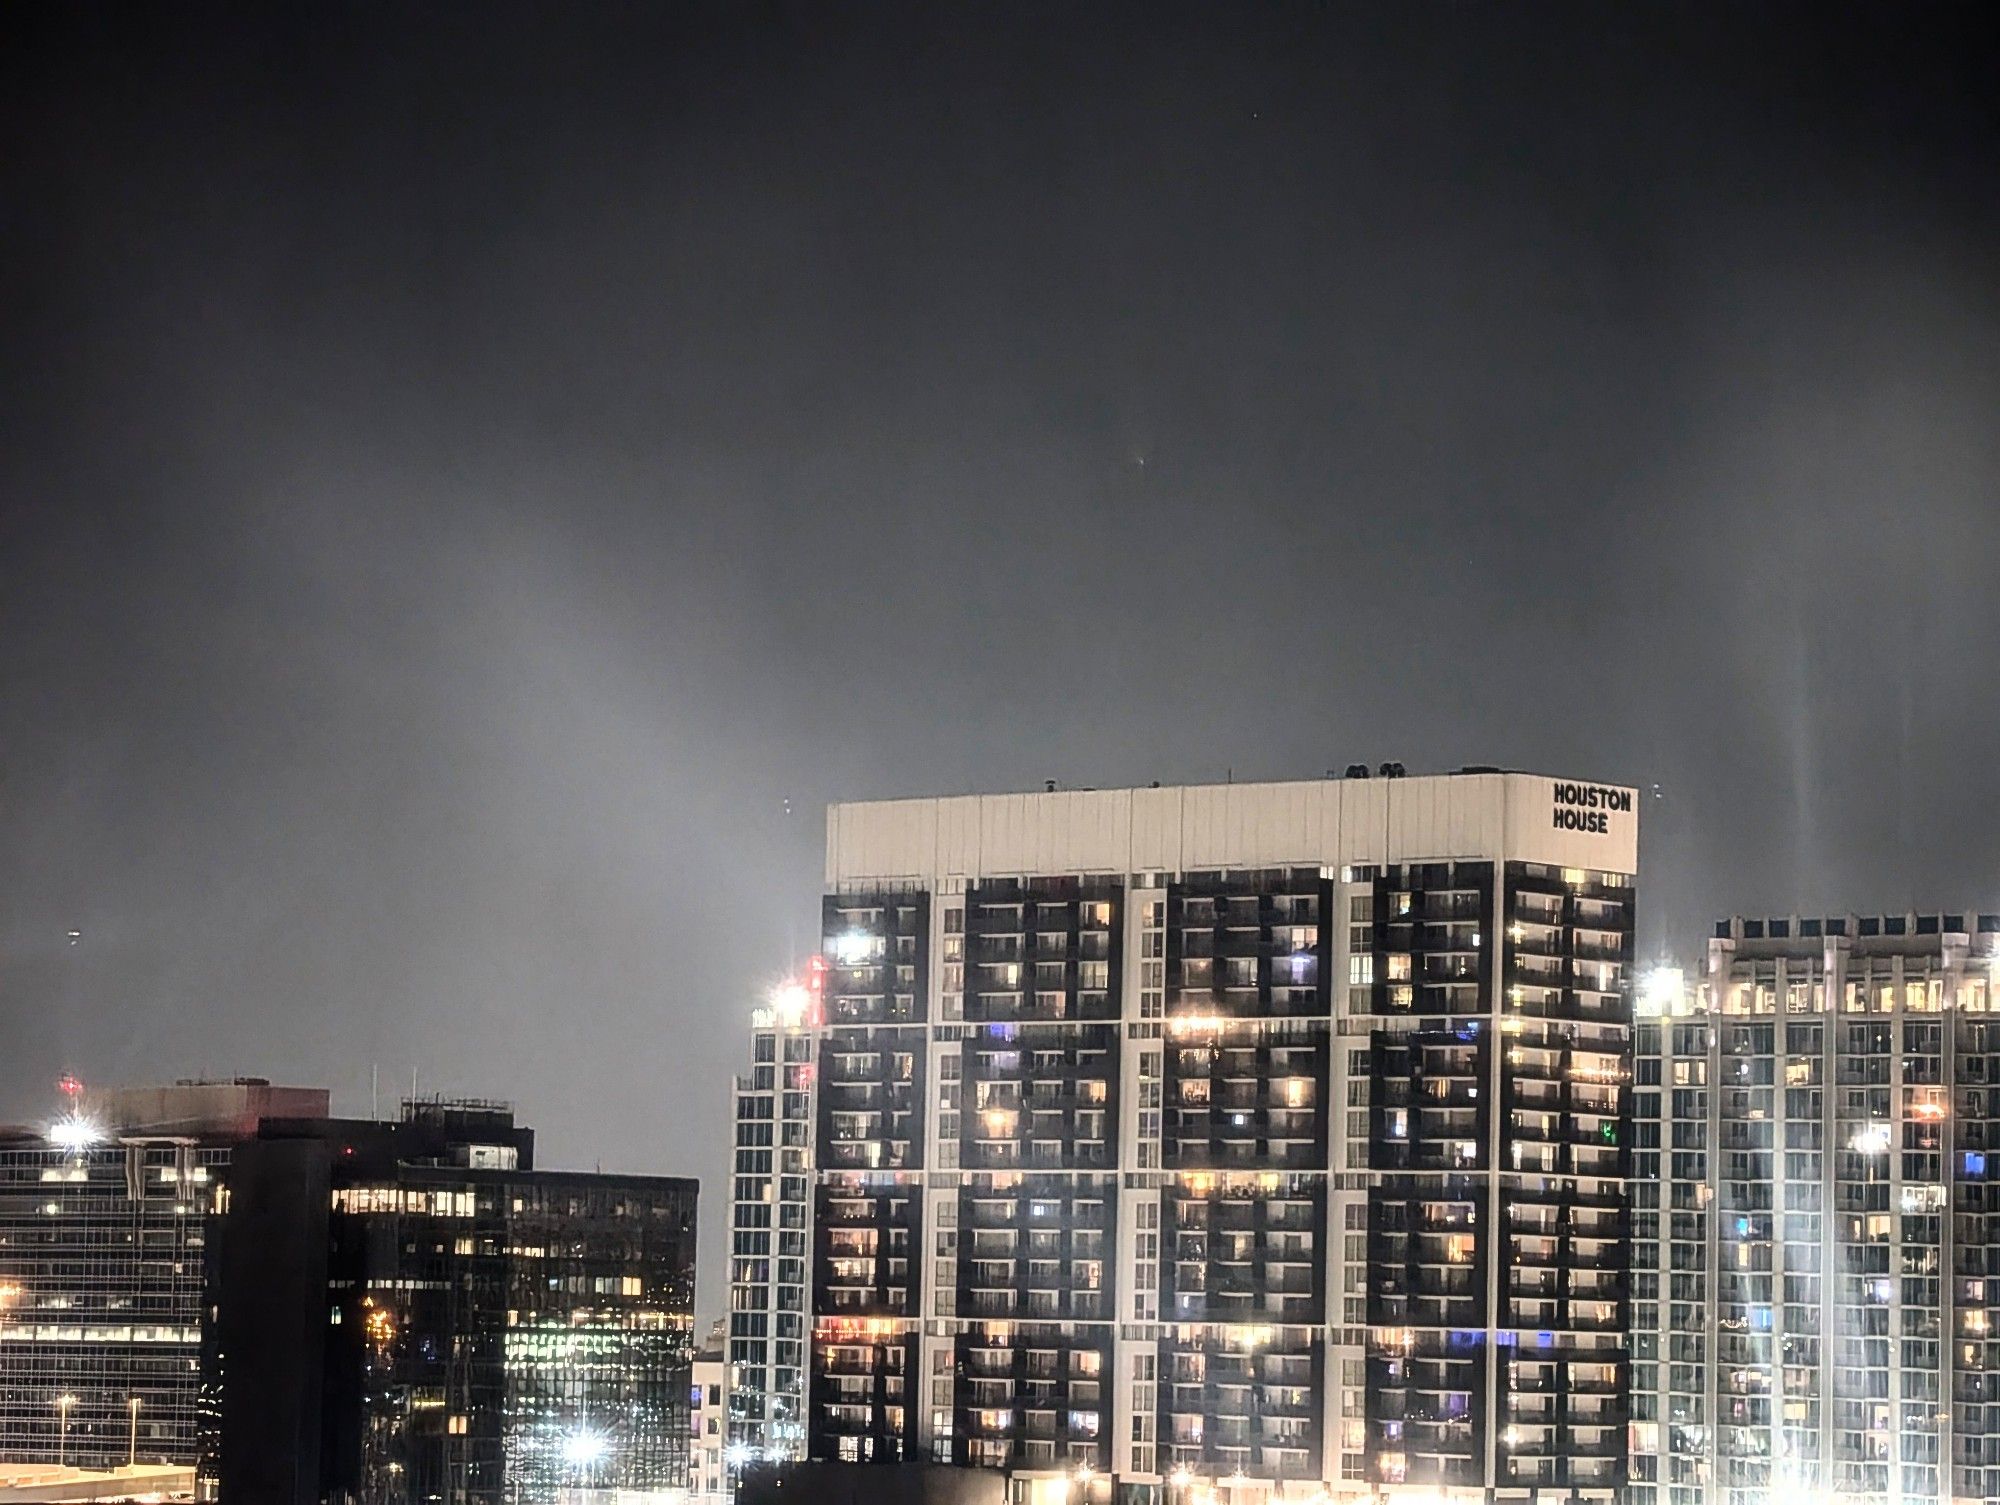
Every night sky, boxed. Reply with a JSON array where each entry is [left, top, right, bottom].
[[3, 3, 1995, 1313]]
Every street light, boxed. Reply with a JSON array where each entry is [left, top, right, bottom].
[[128, 1397, 142, 1468], [56, 1394, 76, 1467]]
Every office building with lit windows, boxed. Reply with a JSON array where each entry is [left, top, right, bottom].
[[786, 769, 1638, 1504], [1629, 910, 2000, 1505], [0, 1078, 328, 1480], [727, 991, 820, 1472], [212, 1098, 698, 1505]]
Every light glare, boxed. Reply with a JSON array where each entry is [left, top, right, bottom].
[[49, 1114, 102, 1152], [1638, 965, 1683, 1016], [561, 1428, 610, 1467], [1849, 1122, 1892, 1155], [831, 931, 877, 965]]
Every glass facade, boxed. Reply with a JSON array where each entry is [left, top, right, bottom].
[[0, 1081, 329, 1481], [0, 1132, 225, 1471], [213, 1101, 698, 1504]]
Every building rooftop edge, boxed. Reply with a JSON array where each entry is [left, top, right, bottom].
[[826, 766, 1628, 813]]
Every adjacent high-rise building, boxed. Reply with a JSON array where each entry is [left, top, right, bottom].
[[0, 1078, 328, 1479], [727, 983, 820, 1469], [213, 1098, 699, 1505], [749, 769, 1638, 1504], [1629, 910, 2000, 1505]]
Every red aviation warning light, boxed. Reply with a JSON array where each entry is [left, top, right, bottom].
[[805, 954, 827, 1026], [57, 1075, 84, 1102]]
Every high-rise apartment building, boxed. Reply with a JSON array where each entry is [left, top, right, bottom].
[[0, 1078, 328, 1477], [727, 987, 820, 1469], [771, 770, 1638, 1504], [1630, 910, 2000, 1505], [213, 1098, 698, 1504]]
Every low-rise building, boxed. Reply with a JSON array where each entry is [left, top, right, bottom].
[[692, 1323, 731, 1500]]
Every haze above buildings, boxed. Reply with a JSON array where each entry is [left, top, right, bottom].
[[2, 0, 1995, 1348]]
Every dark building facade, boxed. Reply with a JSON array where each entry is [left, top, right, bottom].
[[213, 1100, 698, 1505], [785, 772, 1638, 1505], [0, 1078, 328, 1478]]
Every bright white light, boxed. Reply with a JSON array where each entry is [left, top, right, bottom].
[[768, 982, 809, 1023], [831, 931, 878, 965], [561, 1428, 611, 1467], [1168, 1468, 1195, 1489], [1638, 966, 1683, 1016], [724, 1443, 756, 1468], [49, 1115, 102, 1152], [1850, 1122, 1892, 1155]]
